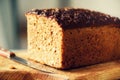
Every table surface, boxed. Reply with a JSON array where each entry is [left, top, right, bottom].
[[0, 50, 120, 80]]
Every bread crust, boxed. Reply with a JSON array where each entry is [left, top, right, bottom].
[[26, 8, 120, 29]]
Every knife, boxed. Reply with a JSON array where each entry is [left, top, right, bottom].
[[0, 47, 55, 74]]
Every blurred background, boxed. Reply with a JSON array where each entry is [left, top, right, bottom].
[[0, 0, 120, 49]]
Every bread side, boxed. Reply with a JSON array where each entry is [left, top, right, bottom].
[[26, 8, 120, 69], [62, 25, 120, 69]]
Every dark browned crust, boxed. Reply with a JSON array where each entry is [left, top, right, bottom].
[[26, 8, 120, 29]]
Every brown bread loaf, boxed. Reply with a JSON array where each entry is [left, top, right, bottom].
[[26, 8, 120, 69]]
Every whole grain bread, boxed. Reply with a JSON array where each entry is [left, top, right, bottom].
[[26, 8, 120, 69]]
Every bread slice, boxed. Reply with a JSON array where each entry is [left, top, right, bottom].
[[25, 8, 120, 69]]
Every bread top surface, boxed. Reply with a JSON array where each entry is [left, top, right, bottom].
[[26, 8, 120, 29]]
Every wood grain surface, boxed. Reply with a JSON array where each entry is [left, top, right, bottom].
[[0, 50, 120, 80]]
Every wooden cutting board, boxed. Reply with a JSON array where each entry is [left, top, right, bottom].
[[0, 50, 120, 80]]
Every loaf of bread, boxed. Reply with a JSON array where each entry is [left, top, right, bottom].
[[26, 8, 120, 69]]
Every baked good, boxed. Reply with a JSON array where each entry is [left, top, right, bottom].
[[25, 8, 120, 69]]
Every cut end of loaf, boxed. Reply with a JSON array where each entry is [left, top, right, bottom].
[[26, 14, 65, 68]]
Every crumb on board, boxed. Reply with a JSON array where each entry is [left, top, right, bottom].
[[10, 66, 17, 69]]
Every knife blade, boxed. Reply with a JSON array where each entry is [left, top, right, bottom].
[[0, 47, 54, 74]]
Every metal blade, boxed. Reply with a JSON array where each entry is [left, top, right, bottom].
[[10, 56, 54, 74]]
